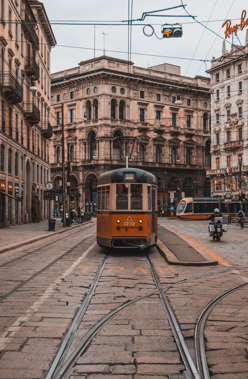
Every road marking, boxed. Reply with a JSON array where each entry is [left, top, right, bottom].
[[0, 240, 96, 352], [133, 267, 147, 274], [157, 267, 177, 273], [227, 231, 248, 239], [108, 267, 125, 273], [164, 226, 229, 265], [79, 266, 94, 273]]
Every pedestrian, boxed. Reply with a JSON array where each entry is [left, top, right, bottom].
[[161, 209, 164, 217], [81, 207, 84, 223], [238, 209, 245, 229]]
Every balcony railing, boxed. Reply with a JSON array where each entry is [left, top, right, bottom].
[[0, 73, 23, 104], [22, 11, 39, 50], [41, 122, 53, 139], [24, 102, 40, 125], [24, 58, 39, 79], [224, 141, 243, 149]]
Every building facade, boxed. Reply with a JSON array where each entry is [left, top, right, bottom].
[[207, 37, 248, 198], [0, 0, 56, 226], [51, 56, 211, 215]]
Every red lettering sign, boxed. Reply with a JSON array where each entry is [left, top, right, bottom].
[[222, 10, 248, 39]]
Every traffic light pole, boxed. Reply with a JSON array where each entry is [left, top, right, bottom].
[[61, 104, 66, 227]]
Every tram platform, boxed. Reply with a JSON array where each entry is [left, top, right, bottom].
[[157, 225, 218, 266]]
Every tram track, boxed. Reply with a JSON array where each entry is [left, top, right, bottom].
[[45, 247, 240, 379], [0, 222, 95, 268], [0, 231, 95, 303], [195, 281, 248, 379]]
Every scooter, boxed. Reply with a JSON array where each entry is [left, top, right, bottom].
[[208, 216, 227, 241]]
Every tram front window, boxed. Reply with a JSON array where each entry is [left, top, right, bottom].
[[177, 200, 186, 214], [131, 184, 142, 210], [116, 184, 128, 210]]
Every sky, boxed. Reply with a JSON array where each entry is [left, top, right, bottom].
[[42, 0, 248, 78]]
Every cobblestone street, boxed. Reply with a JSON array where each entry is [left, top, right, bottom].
[[0, 219, 248, 378]]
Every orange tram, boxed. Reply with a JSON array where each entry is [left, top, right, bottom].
[[97, 168, 158, 249], [176, 197, 242, 220]]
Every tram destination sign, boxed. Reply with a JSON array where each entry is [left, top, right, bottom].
[[44, 191, 56, 200]]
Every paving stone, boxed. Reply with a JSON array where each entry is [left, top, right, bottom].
[[137, 364, 185, 375], [0, 369, 44, 378], [73, 365, 110, 374], [77, 346, 134, 364], [111, 365, 136, 374], [87, 376, 132, 379]]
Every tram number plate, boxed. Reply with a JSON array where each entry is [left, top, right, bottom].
[[124, 222, 135, 226]]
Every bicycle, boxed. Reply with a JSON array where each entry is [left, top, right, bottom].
[[231, 217, 248, 225]]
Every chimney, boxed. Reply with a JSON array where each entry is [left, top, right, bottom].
[[222, 40, 227, 55]]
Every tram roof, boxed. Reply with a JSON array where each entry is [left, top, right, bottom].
[[98, 168, 157, 185]]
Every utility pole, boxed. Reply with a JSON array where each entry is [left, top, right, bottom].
[[67, 144, 71, 223], [61, 104, 66, 227]]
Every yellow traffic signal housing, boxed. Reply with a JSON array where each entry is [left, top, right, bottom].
[[162, 24, 183, 38]]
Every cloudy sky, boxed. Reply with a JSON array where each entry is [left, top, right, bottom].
[[42, 0, 248, 78]]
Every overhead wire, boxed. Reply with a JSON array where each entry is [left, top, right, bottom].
[[184, 0, 218, 76]]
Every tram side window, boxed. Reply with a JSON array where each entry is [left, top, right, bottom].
[[116, 184, 128, 210], [97, 189, 102, 210], [194, 203, 216, 213], [184, 203, 193, 213], [131, 184, 142, 210], [106, 186, 110, 209], [148, 186, 151, 210], [102, 187, 106, 210]]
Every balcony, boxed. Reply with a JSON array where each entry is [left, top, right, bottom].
[[0, 73, 23, 104], [22, 11, 39, 50], [169, 126, 180, 135], [185, 128, 195, 137], [24, 102, 40, 125], [224, 140, 243, 150], [41, 122, 53, 139], [24, 58, 39, 79]]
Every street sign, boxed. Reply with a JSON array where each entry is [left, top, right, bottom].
[[242, 182, 247, 188], [44, 191, 55, 200], [170, 206, 175, 211], [225, 193, 231, 199]]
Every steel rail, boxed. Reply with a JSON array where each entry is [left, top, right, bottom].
[[146, 254, 201, 379], [0, 222, 95, 268], [52, 260, 232, 379], [0, 233, 95, 302], [195, 281, 248, 379], [46, 255, 107, 379]]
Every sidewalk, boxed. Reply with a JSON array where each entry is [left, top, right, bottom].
[[0, 218, 95, 254]]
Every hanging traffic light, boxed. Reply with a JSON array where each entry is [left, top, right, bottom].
[[162, 24, 183, 38]]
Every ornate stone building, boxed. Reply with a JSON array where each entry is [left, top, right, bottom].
[[207, 36, 248, 198], [51, 56, 211, 214], [0, 0, 56, 226]]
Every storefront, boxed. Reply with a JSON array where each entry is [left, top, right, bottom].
[[0, 180, 6, 227], [0, 181, 19, 227]]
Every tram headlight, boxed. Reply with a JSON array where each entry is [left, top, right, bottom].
[[116, 219, 121, 224], [138, 219, 143, 224]]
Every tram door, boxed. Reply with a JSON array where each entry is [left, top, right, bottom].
[[151, 186, 156, 244]]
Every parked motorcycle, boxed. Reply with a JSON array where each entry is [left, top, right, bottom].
[[208, 216, 228, 241]]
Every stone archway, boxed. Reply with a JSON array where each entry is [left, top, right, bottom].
[[85, 173, 98, 214]]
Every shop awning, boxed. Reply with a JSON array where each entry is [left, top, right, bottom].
[[0, 191, 18, 200]]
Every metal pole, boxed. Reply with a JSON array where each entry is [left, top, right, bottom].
[[126, 156, 129, 168], [61, 104, 66, 227], [94, 26, 96, 58], [218, 198, 222, 216], [67, 146, 71, 224]]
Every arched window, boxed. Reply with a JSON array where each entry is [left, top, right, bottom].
[[119, 100, 125, 120], [140, 144, 145, 162], [168, 177, 178, 189], [56, 147, 60, 163], [186, 148, 191, 165], [111, 99, 117, 119], [93, 99, 98, 119], [171, 147, 176, 164], [183, 177, 193, 189], [70, 145, 74, 161], [203, 113, 208, 130], [113, 130, 123, 160], [205, 140, 211, 166], [86, 101, 91, 120], [8, 148, 12, 174], [15, 152, 18, 176], [89, 131, 97, 160], [156, 146, 161, 163], [1, 145, 4, 172]]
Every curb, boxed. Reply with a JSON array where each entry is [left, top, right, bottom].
[[157, 228, 218, 266], [0, 220, 96, 255]]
